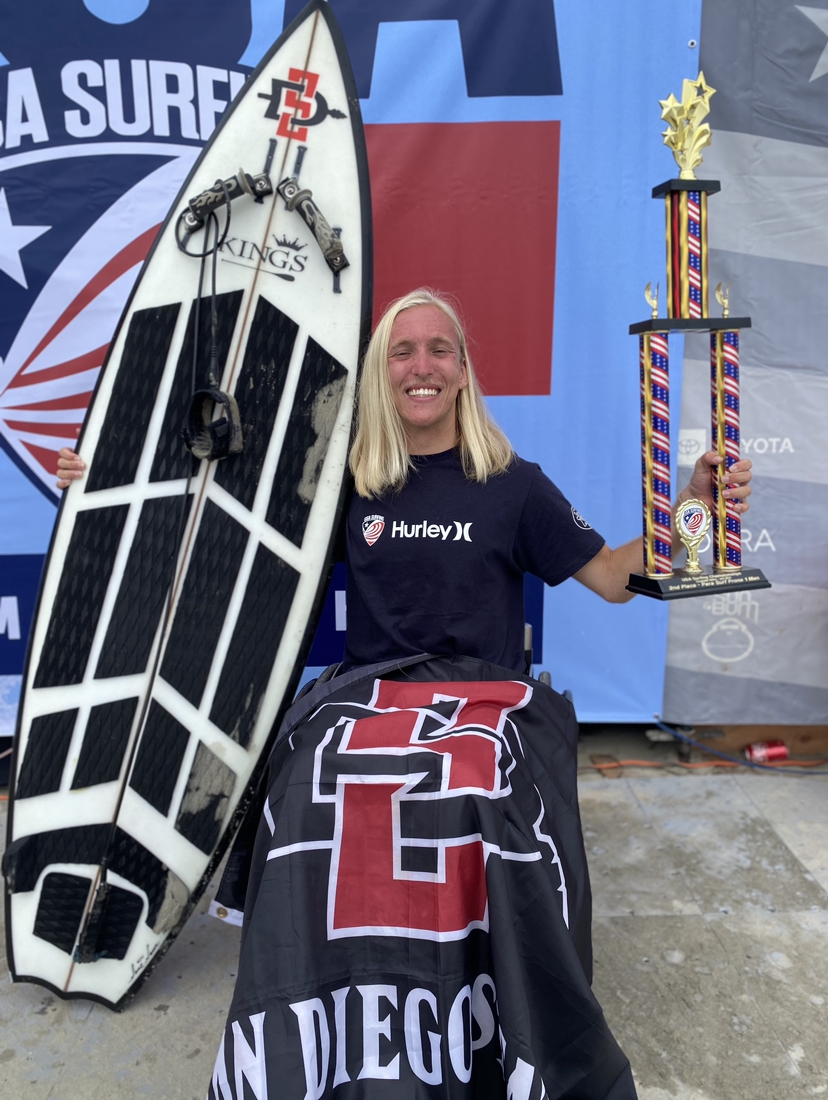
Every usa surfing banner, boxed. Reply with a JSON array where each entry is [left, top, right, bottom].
[[209, 656, 635, 1100]]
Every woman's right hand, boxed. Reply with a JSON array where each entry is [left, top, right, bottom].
[[57, 447, 86, 490]]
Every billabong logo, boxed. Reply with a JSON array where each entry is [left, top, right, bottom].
[[362, 515, 385, 546], [571, 507, 592, 530]]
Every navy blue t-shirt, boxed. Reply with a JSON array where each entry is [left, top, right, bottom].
[[341, 450, 604, 672]]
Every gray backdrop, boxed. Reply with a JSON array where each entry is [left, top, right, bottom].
[[664, 0, 828, 724]]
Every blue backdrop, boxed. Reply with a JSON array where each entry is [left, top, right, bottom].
[[0, 0, 702, 731]]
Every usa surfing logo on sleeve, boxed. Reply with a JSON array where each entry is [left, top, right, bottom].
[[362, 514, 385, 545]]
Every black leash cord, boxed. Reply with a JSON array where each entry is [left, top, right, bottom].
[[174, 177, 234, 259]]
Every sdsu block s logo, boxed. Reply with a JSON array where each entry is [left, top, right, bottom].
[[257, 67, 346, 141], [265, 679, 570, 941]]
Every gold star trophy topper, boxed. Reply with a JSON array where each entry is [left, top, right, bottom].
[[660, 73, 716, 179]]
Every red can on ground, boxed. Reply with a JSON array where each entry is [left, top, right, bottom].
[[744, 740, 789, 763]]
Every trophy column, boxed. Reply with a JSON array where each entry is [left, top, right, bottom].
[[657, 180, 719, 320], [710, 326, 742, 571], [639, 330, 672, 578]]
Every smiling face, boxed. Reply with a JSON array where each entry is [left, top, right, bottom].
[[386, 304, 468, 454]]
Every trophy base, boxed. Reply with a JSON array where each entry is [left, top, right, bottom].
[[626, 567, 771, 600]]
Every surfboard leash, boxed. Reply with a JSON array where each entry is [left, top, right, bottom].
[[176, 180, 244, 462]]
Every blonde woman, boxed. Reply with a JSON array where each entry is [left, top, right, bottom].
[[335, 287, 752, 672]]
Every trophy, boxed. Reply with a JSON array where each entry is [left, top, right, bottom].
[[626, 75, 771, 600]]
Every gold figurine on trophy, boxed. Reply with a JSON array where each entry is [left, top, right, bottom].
[[715, 282, 730, 318], [659, 73, 716, 180]]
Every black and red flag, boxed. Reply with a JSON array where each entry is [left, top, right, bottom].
[[209, 656, 636, 1099]]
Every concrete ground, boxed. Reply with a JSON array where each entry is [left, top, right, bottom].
[[1, 728, 827, 1100], [581, 728, 828, 1100]]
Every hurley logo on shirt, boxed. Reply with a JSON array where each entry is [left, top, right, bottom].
[[392, 520, 473, 542], [362, 515, 385, 545]]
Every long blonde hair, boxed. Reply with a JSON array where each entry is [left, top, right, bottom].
[[349, 288, 513, 498]]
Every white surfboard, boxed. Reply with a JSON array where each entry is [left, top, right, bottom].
[[3, 0, 371, 1010]]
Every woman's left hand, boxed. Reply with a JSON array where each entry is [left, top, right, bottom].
[[678, 450, 752, 515]]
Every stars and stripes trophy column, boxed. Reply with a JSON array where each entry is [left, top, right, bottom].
[[626, 74, 771, 600]]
